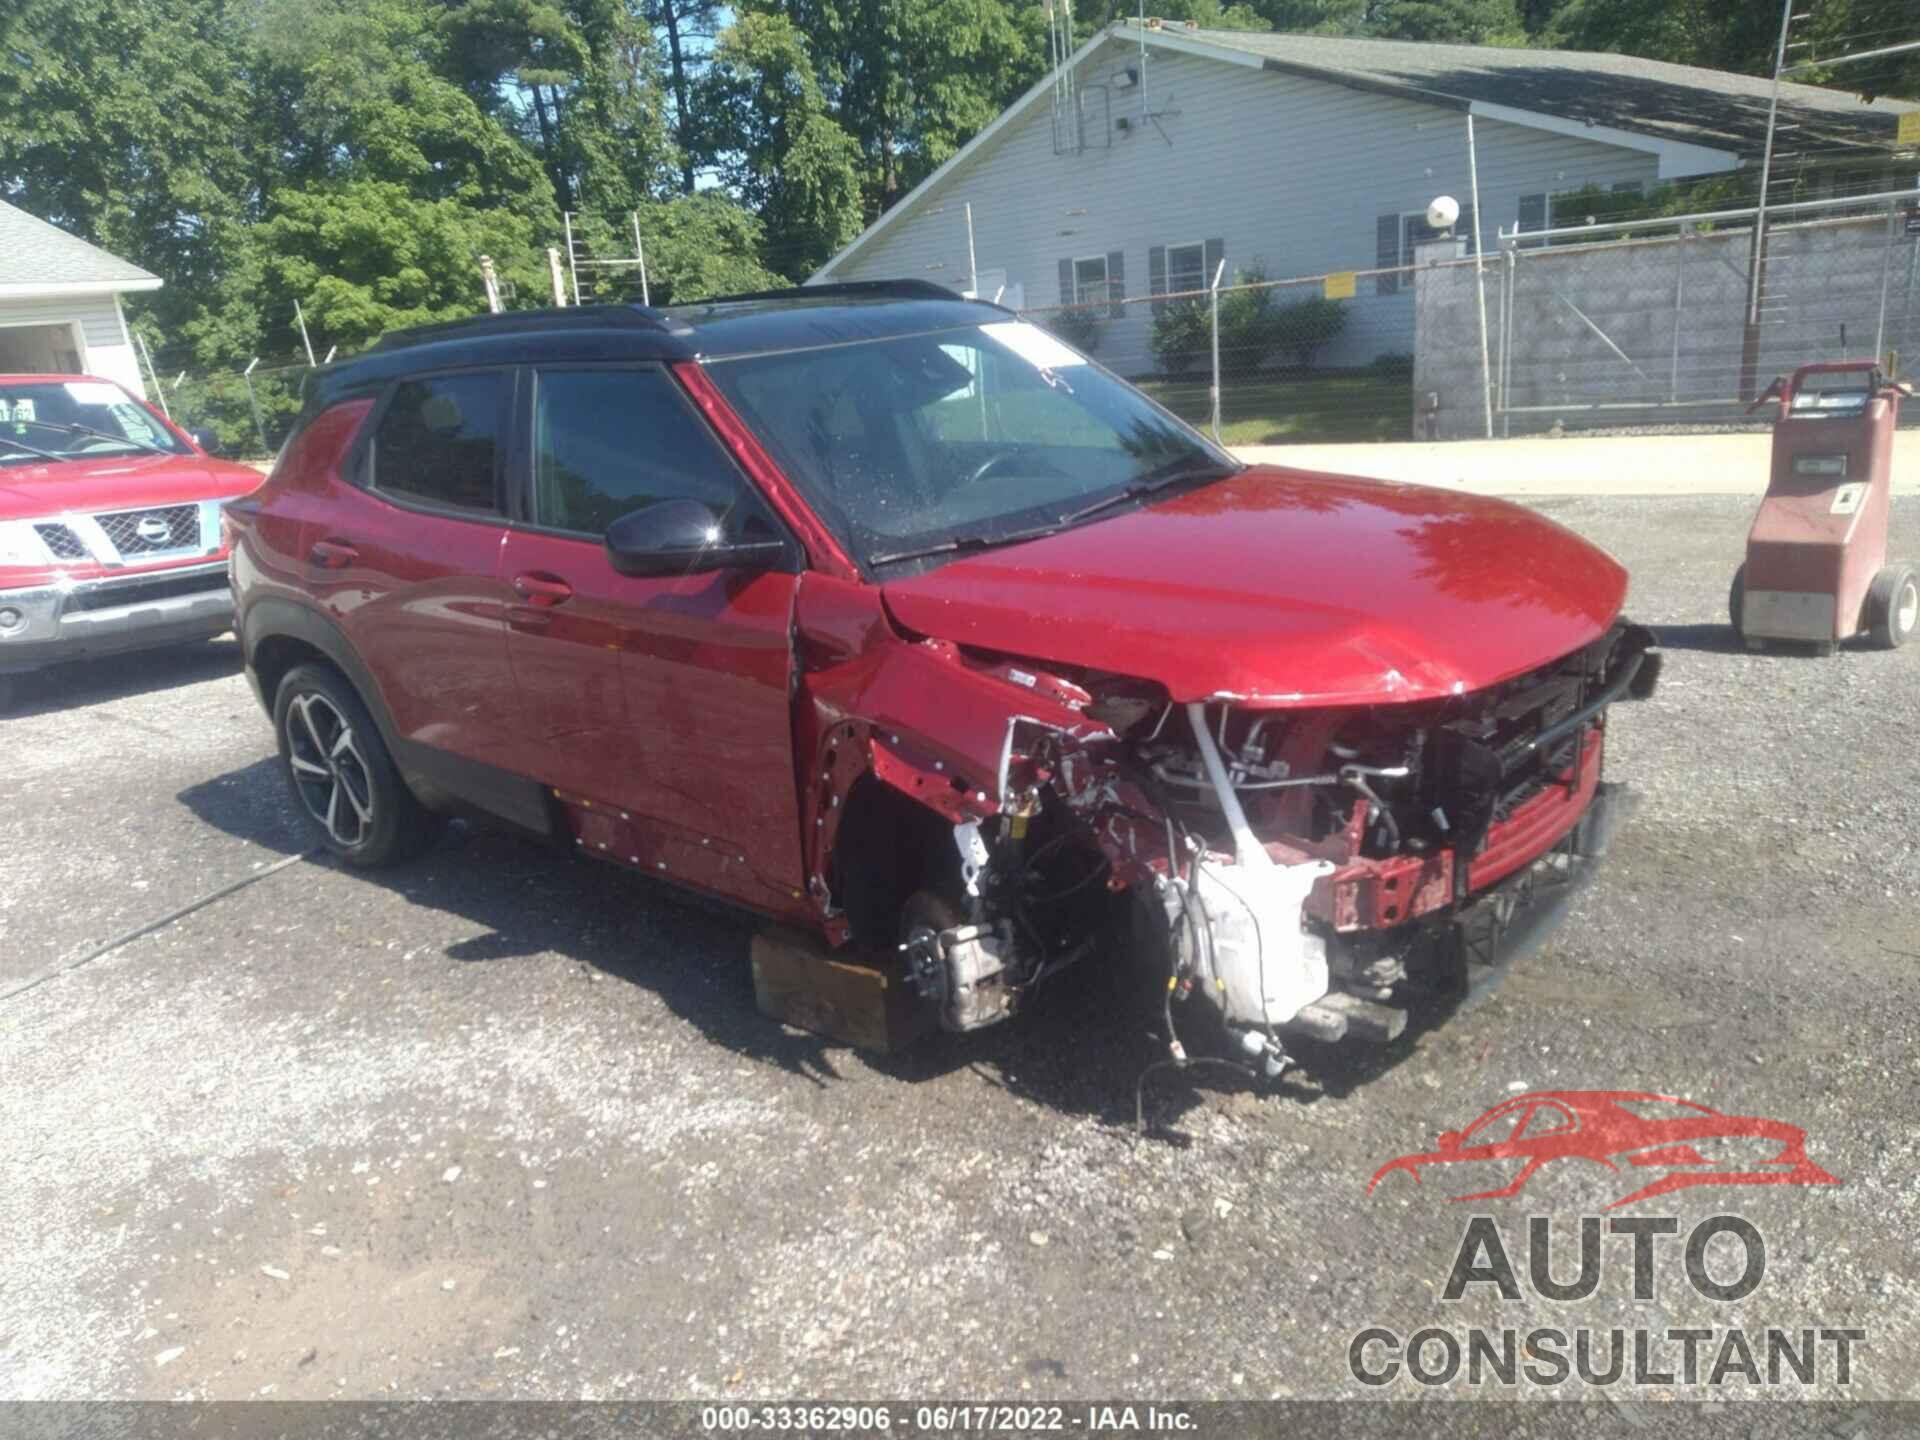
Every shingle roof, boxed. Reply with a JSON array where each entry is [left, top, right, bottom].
[[0, 198, 161, 291], [1181, 29, 1919, 158]]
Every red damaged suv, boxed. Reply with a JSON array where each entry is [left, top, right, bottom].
[[0, 373, 264, 710], [230, 282, 1658, 1069]]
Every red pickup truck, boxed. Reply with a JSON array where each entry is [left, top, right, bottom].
[[0, 373, 264, 710]]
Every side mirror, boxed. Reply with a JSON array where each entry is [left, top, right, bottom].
[[605, 498, 790, 579], [190, 427, 224, 456]]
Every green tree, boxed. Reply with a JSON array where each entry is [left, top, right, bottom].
[[694, 13, 863, 277], [1370, 0, 1526, 45], [641, 0, 726, 192], [252, 181, 556, 348], [0, 0, 256, 339], [752, 0, 1038, 213], [630, 192, 789, 301]]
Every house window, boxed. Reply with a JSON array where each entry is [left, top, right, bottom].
[[1376, 208, 1475, 294], [1165, 242, 1206, 297], [1073, 255, 1110, 308]]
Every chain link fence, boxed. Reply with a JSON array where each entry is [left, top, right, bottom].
[[1464, 193, 1920, 438], [137, 353, 334, 462], [1010, 189, 1920, 449], [1019, 257, 1423, 447], [132, 191, 1919, 461]]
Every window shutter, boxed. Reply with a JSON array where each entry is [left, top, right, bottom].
[[1375, 214, 1400, 295], [1458, 203, 1476, 255], [1149, 245, 1167, 316], [1105, 250, 1125, 317], [1518, 193, 1547, 248], [1203, 237, 1225, 289], [1058, 258, 1074, 306]]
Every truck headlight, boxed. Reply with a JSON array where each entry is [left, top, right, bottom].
[[0, 520, 51, 567]]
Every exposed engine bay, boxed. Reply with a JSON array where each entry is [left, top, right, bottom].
[[881, 621, 1659, 1076]]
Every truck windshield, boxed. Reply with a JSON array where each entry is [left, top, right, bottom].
[[702, 320, 1237, 569], [0, 379, 188, 463]]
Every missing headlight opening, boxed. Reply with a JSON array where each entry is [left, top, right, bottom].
[[843, 621, 1658, 1094]]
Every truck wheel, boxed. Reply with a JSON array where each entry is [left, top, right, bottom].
[[273, 662, 438, 866], [1728, 565, 1747, 641], [1867, 565, 1917, 649]]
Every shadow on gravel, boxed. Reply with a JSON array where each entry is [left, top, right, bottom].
[[1649, 623, 1745, 655], [179, 756, 1425, 1135], [1654, 622, 1879, 658], [4, 636, 243, 718]]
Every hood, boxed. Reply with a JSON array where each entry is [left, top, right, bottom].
[[0, 453, 263, 519], [880, 467, 1628, 706]]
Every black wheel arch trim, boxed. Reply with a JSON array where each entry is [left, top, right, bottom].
[[243, 596, 555, 837]]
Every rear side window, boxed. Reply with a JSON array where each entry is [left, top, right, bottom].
[[370, 372, 506, 514], [531, 368, 757, 536]]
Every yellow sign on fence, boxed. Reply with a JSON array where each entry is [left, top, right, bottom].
[[1899, 111, 1920, 147], [1324, 270, 1357, 300]]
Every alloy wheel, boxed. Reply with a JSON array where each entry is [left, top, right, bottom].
[[285, 691, 376, 847]]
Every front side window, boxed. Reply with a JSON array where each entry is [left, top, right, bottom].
[[531, 367, 757, 536], [0, 379, 189, 463], [370, 372, 506, 514], [705, 320, 1236, 569]]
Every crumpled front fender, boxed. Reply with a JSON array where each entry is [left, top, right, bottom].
[[791, 574, 1112, 941]]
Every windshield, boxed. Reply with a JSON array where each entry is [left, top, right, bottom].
[[703, 320, 1236, 568], [0, 379, 189, 463]]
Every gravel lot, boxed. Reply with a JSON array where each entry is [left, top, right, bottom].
[[2, 494, 1916, 1407]]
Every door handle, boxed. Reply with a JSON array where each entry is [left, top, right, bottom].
[[511, 572, 574, 608], [309, 538, 358, 569]]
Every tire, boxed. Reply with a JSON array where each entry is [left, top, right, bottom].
[[1728, 564, 1746, 641], [1866, 564, 1918, 650], [273, 662, 438, 866]]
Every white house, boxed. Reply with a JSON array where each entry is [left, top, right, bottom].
[[812, 24, 1917, 376], [0, 198, 161, 397]]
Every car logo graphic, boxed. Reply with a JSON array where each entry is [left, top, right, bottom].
[[1367, 1090, 1840, 1210], [135, 515, 173, 544]]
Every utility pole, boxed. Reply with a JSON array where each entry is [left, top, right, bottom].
[[632, 212, 651, 306], [965, 203, 978, 296], [478, 255, 503, 314], [293, 300, 316, 367], [1742, 0, 1796, 400]]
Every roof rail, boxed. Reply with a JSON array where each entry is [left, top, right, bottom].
[[369, 304, 682, 353], [689, 279, 979, 306]]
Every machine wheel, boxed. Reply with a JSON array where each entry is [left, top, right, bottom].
[[274, 662, 439, 865], [1728, 565, 1749, 642], [1866, 564, 1918, 649]]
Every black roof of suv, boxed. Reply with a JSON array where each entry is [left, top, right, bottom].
[[305, 281, 1003, 411]]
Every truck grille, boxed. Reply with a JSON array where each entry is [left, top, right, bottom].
[[34, 523, 88, 560], [95, 504, 201, 558]]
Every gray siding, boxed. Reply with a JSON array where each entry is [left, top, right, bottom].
[[825, 38, 1659, 375], [0, 293, 145, 395]]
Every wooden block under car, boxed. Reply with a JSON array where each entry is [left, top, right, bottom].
[[750, 927, 934, 1053]]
